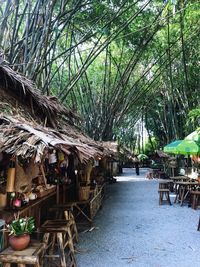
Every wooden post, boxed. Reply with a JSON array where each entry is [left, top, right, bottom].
[[57, 233, 66, 267], [56, 184, 59, 204], [40, 164, 47, 189]]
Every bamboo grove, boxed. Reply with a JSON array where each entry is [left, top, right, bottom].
[[0, 0, 199, 152]]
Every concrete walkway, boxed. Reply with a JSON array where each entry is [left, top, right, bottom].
[[76, 168, 200, 267]]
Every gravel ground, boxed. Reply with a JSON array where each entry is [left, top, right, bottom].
[[76, 168, 200, 267]]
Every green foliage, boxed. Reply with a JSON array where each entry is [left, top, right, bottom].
[[0, 0, 200, 148], [138, 154, 148, 161], [144, 137, 159, 156], [8, 217, 35, 236], [186, 108, 200, 130]]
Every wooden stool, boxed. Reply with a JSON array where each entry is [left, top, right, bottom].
[[158, 189, 171, 205], [159, 182, 169, 189], [197, 216, 200, 231], [0, 241, 45, 267], [39, 220, 76, 267], [50, 204, 78, 243], [190, 191, 200, 209]]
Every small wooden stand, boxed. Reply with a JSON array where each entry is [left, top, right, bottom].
[[49, 205, 78, 243], [0, 241, 45, 267], [38, 220, 77, 267]]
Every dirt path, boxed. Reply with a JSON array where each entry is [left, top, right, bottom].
[[76, 168, 200, 267]]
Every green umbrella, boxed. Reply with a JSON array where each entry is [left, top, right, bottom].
[[164, 140, 199, 155], [185, 129, 200, 144], [164, 140, 182, 154]]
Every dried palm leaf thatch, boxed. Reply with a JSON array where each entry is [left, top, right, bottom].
[[0, 115, 102, 163], [0, 59, 103, 163], [58, 123, 104, 153], [0, 62, 80, 127], [100, 141, 120, 160], [0, 87, 40, 124]]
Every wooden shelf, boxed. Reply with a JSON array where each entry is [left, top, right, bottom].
[[0, 190, 56, 226]]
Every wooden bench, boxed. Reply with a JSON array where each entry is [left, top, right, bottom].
[[158, 189, 171, 205], [0, 241, 45, 267], [190, 191, 200, 210]]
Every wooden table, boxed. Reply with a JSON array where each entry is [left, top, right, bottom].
[[170, 177, 191, 193], [170, 176, 191, 182], [174, 181, 199, 206]]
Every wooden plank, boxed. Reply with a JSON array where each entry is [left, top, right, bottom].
[[0, 242, 44, 264]]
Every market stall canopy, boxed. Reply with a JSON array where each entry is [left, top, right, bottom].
[[164, 140, 199, 155], [0, 60, 79, 128], [164, 140, 182, 154], [0, 115, 102, 163], [0, 59, 103, 162], [100, 141, 119, 159]]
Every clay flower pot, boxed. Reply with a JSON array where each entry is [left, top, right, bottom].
[[9, 234, 30, 250]]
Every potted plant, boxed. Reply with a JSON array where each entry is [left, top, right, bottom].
[[7, 214, 35, 250]]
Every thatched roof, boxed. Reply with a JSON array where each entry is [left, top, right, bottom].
[[101, 141, 119, 158], [0, 60, 79, 128], [0, 58, 103, 162], [0, 115, 102, 163]]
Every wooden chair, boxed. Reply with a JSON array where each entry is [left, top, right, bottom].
[[0, 241, 45, 267], [38, 220, 76, 267], [158, 189, 171, 205]]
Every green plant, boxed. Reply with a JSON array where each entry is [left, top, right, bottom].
[[7, 215, 35, 236]]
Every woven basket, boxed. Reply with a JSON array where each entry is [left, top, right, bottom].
[[79, 186, 90, 201]]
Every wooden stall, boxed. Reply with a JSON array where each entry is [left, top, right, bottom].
[[98, 141, 120, 180], [0, 61, 104, 230]]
